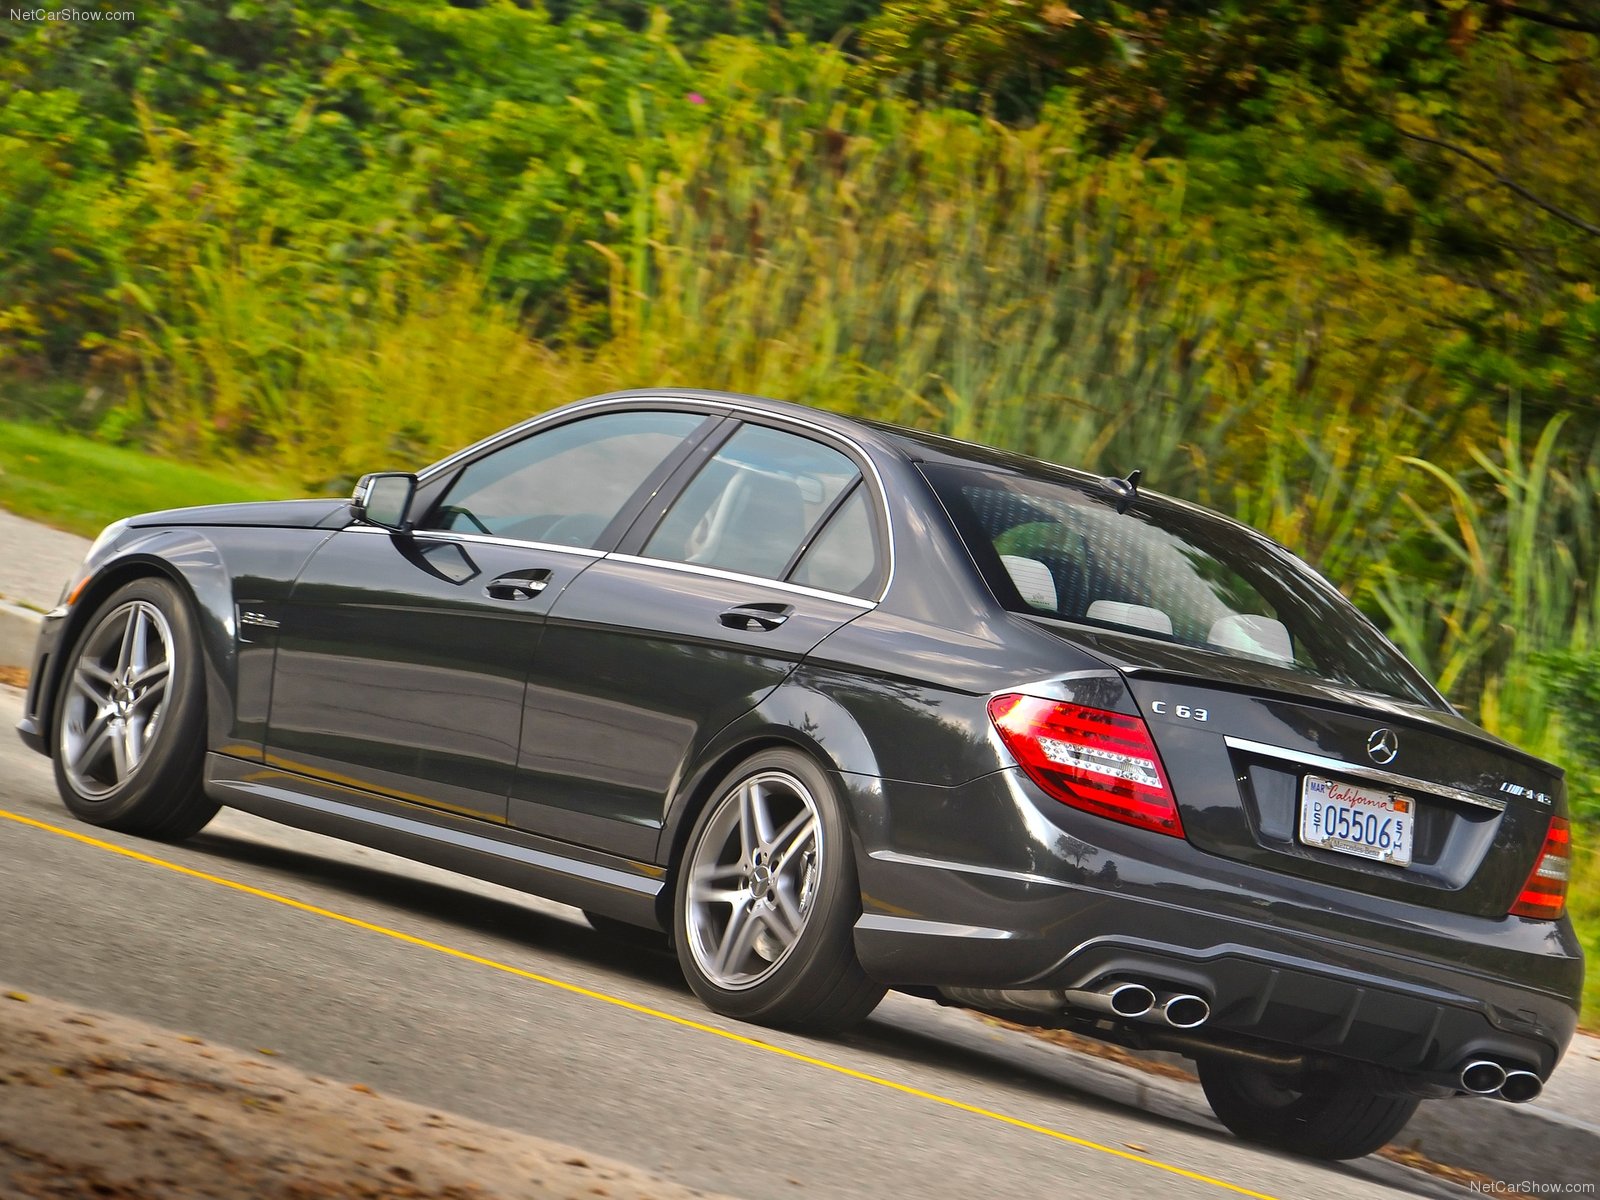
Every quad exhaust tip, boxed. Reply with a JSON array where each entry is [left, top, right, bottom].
[[1499, 1070, 1543, 1103], [1062, 982, 1157, 1019], [1459, 1060, 1508, 1095], [1158, 993, 1211, 1029]]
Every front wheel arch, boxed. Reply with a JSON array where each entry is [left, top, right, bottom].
[[39, 561, 186, 747]]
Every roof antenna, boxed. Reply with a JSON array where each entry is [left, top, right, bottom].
[[1103, 469, 1142, 514]]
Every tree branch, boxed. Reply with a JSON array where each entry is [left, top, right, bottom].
[[1498, 4, 1600, 35], [1399, 130, 1600, 238]]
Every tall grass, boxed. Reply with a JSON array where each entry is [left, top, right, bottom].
[[1372, 404, 1600, 800]]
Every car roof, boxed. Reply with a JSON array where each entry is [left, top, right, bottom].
[[580, 389, 1248, 538]]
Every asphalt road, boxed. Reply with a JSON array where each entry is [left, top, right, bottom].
[[0, 685, 1476, 1200]]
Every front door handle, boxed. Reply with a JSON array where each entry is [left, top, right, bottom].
[[719, 602, 793, 631], [485, 570, 552, 601]]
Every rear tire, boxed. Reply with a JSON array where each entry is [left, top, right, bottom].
[[673, 749, 884, 1033], [1198, 1058, 1421, 1160], [51, 577, 218, 840]]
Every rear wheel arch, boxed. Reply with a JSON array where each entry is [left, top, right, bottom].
[[669, 743, 886, 1031], [657, 732, 827, 927]]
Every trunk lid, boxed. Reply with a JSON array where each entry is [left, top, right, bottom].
[[1057, 625, 1564, 918]]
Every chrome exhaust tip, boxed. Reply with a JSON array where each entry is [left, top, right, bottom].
[[1158, 993, 1211, 1029], [1460, 1060, 1508, 1095], [1499, 1070, 1544, 1103], [1062, 982, 1157, 1019]]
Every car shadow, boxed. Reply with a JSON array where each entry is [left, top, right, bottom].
[[182, 828, 689, 992], [180, 827, 1457, 1199]]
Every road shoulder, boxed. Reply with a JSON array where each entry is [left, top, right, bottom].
[[0, 985, 737, 1200]]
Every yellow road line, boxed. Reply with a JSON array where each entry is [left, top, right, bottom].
[[0, 805, 1280, 1200]]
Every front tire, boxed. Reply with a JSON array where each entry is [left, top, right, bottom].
[[1198, 1058, 1421, 1160], [673, 749, 884, 1033], [51, 577, 219, 840]]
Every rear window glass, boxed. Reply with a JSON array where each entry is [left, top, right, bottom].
[[923, 463, 1438, 705]]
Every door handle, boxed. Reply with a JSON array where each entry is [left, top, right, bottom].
[[719, 602, 793, 631], [485, 570, 552, 601]]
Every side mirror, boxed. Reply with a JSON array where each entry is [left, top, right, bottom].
[[352, 472, 417, 533]]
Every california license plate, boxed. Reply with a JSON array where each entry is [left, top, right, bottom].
[[1298, 775, 1415, 867]]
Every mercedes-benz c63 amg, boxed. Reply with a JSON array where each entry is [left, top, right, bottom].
[[17, 390, 1582, 1160]]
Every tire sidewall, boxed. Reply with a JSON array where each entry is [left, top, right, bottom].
[[672, 747, 862, 1025], [51, 576, 207, 827]]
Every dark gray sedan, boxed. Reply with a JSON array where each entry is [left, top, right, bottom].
[[17, 390, 1582, 1160]]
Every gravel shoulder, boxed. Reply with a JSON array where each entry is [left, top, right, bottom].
[[0, 986, 737, 1200]]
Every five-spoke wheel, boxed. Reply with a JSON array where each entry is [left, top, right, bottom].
[[673, 748, 884, 1032], [51, 577, 218, 840], [59, 598, 176, 798]]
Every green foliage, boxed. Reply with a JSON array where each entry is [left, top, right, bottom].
[[0, 420, 300, 539], [1537, 650, 1600, 822]]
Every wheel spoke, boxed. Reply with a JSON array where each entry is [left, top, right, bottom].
[[767, 887, 804, 943], [109, 722, 130, 781], [133, 675, 168, 715], [77, 658, 118, 690], [770, 810, 817, 867], [124, 714, 147, 771], [688, 862, 746, 907], [711, 899, 758, 977], [70, 670, 112, 706], [116, 607, 142, 676], [738, 779, 776, 856], [69, 715, 114, 779], [132, 658, 170, 689]]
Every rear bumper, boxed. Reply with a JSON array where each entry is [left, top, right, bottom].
[[845, 769, 1583, 1077]]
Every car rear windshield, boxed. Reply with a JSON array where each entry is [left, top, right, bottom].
[[922, 463, 1440, 706]]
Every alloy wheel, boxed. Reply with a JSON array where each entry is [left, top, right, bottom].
[[59, 599, 176, 798], [684, 769, 823, 990]]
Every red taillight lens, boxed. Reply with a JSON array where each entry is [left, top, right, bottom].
[[988, 694, 1183, 837], [1510, 815, 1571, 920]]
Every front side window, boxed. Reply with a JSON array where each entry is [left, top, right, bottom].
[[422, 410, 705, 548], [924, 463, 1439, 705], [645, 424, 862, 581]]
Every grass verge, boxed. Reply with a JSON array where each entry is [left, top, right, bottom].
[[0, 421, 302, 538]]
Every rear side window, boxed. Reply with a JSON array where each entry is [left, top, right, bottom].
[[423, 410, 705, 548], [645, 425, 862, 582], [791, 486, 879, 599], [923, 463, 1436, 704]]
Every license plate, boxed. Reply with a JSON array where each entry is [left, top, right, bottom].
[[1298, 775, 1415, 867]]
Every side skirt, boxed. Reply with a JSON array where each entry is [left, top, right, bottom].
[[203, 753, 666, 928]]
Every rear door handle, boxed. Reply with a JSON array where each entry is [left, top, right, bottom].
[[719, 602, 793, 631], [485, 570, 552, 601]]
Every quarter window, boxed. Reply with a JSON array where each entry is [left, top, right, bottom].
[[645, 425, 862, 582], [423, 410, 705, 548], [791, 487, 880, 599]]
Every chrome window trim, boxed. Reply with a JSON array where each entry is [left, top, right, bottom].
[[606, 553, 876, 610], [1222, 735, 1509, 812], [413, 393, 897, 603], [343, 525, 608, 559]]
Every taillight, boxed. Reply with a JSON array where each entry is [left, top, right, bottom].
[[987, 694, 1183, 837], [1510, 815, 1571, 919]]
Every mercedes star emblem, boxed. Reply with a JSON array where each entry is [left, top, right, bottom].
[[1367, 727, 1399, 765]]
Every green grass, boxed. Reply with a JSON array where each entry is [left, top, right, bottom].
[[0, 421, 302, 538]]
